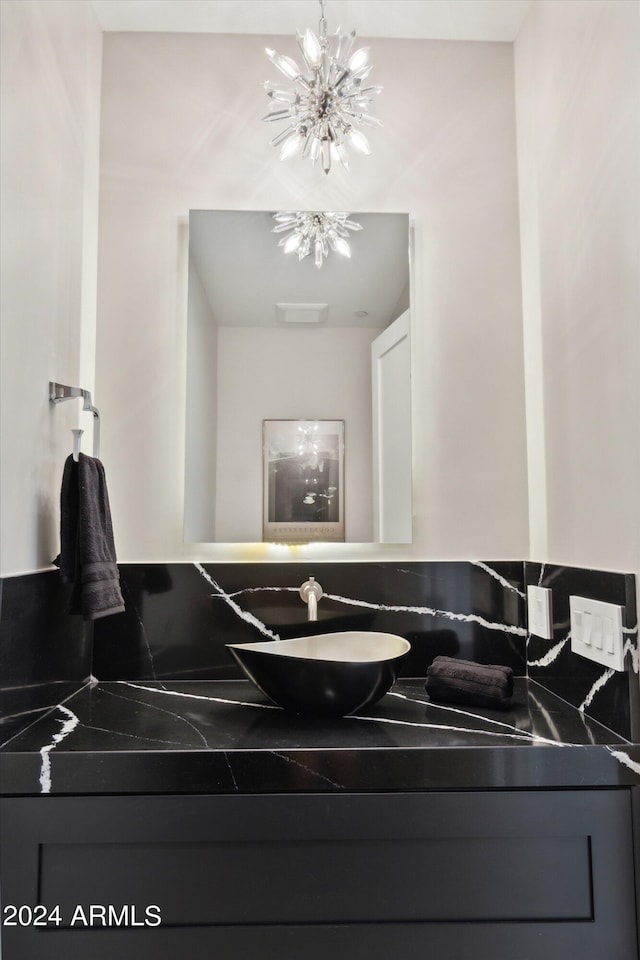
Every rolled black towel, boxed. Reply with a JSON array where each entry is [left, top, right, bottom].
[[425, 656, 514, 710]]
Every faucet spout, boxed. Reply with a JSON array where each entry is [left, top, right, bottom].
[[299, 577, 323, 622], [308, 592, 318, 621]]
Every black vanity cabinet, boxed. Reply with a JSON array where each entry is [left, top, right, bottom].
[[1, 788, 638, 960]]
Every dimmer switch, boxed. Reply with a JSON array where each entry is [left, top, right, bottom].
[[527, 586, 553, 639], [570, 596, 625, 671]]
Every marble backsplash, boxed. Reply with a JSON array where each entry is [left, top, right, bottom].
[[0, 570, 90, 744], [525, 563, 638, 742], [91, 561, 526, 682], [1, 560, 637, 745]]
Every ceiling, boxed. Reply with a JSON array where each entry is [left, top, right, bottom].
[[91, 1, 532, 43], [189, 211, 410, 328]]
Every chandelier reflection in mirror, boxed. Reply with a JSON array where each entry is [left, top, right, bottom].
[[297, 424, 336, 508], [262, 0, 382, 174], [272, 211, 362, 268], [298, 422, 319, 460]]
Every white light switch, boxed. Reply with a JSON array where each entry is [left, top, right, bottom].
[[527, 586, 553, 639], [570, 596, 625, 671]]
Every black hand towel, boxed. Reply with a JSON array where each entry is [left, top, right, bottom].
[[55, 453, 125, 621], [425, 656, 514, 710]]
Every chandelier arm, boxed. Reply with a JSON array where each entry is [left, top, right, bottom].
[[319, 0, 327, 42]]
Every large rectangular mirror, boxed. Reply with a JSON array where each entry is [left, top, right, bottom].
[[185, 210, 412, 544]]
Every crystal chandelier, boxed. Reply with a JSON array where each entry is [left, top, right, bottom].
[[262, 0, 382, 174], [272, 211, 362, 268]]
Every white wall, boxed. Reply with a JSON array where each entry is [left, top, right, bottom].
[[515, 0, 640, 584], [0, 0, 102, 576], [4, 5, 635, 580], [184, 257, 218, 541], [214, 326, 378, 543], [96, 32, 528, 562]]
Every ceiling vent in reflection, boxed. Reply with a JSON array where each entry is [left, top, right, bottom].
[[275, 302, 329, 325]]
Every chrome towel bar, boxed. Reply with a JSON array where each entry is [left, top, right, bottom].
[[49, 381, 101, 459]]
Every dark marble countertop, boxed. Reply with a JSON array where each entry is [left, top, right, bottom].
[[1, 678, 639, 795]]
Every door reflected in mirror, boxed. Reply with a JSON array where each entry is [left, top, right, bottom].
[[184, 210, 412, 545]]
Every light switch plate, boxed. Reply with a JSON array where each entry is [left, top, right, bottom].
[[569, 596, 625, 671], [527, 586, 553, 639]]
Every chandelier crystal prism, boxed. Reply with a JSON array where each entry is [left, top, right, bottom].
[[272, 211, 363, 268], [262, 0, 382, 174]]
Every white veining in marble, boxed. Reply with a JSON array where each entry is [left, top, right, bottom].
[[623, 624, 639, 673], [389, 690, 538, 740], [270, 750, 344, 788], [527, 635, 570, 668], [39, 704, 79, 794], [225, 585, 298, 599], [579, 668, 616, 713], [388, 689, 564, 746], [2, 703, 57, 724], [119, 681, 559, 745], [347, 711, 563, 746], [472, 561, 526, 598], [194, 563, 280, 639], [0, 680, 94, 750], [606, 747, 640, 776], [222, 751, 239, 790], [322, 591, 526, 636], [1, 703, 65, 750], [198, 564, 526, 637], [526, 685, 568, 745], [78, 722, 194, 748], [103, 687, 212, 747], [383, 566, 430, 578], [120, 680, 281, 711]]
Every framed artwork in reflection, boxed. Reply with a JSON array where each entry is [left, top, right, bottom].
[[263, 419, 345, 543]]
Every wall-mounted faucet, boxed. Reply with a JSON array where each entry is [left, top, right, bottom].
[[299, 577, 323, 621]]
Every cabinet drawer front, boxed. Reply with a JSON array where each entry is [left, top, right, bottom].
[[1, 790, 637, 960], [40, 833, 591, 925]]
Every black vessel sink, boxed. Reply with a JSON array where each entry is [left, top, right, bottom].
[[226, 631, 410, 718]]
